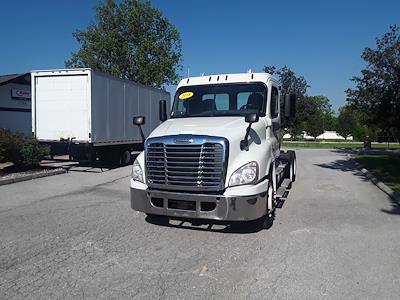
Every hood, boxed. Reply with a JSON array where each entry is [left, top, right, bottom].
[[148, 116, 250, 140], [146, 116, 270, 187]]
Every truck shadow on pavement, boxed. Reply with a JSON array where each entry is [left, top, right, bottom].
[[145, 215, 270, 234], [314, 149, 400, 216], [67, 161, 121, 173]]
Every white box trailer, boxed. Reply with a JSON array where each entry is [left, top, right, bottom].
[[31, 68, 170, 164]]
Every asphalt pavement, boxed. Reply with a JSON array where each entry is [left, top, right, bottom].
[[1, 149, 399, 299]]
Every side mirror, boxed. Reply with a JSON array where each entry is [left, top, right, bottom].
[[241, 113, 259, 150], [133, 116, 145, 142], [133, 116, 145, 126], [245, 113, 259, 124], [159, 100, 167, 122], [284, 94, 297, 119]]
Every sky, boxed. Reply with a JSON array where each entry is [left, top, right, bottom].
[[1, 0, 399, 111]]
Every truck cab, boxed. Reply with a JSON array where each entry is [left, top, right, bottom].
[[130, 72, 296, 228]]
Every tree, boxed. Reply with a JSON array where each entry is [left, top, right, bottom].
[[305, 112, 324, 140], [65, 0, 182, 88], [264, 65, 309, 100], [301, 96, 332, 139], [323, 112, 337, 131], [346, 25, 400, 141], [353, 123, 368, 142], [336, 106, 357, 140]]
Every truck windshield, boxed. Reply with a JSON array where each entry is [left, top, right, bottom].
[[171, 83, 267, 118]]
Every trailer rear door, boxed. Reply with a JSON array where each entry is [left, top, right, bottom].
[[34, 74, 90, 142]]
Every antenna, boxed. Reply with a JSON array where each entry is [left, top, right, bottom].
[[187, 67, 190, 78], [247, 68, 252, 73]]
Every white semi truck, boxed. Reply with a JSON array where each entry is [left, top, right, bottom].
[[130, 72, 296, 228]]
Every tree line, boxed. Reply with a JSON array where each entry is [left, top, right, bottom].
[[263, 65, 371, 141], [267, 25, 400, 142], [67, 0, 400, 143]]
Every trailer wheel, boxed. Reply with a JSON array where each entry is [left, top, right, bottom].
[[120, 150, 132, 166]]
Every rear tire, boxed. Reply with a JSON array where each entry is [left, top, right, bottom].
[[290, 155, 296, 183], [284, 151, 296, 185], [288, 151, 296, 183]]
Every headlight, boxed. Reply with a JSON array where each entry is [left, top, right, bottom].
[[131, 159, 144, 183], [229, 161, 258, 187]]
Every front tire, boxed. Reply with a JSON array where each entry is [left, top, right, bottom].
[[254, 177, 275, 230]]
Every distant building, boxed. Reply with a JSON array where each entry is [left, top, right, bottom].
[[283, 131, 353, 140], [0, 73, 31, 134]]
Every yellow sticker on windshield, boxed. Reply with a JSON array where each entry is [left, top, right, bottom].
[[179, 92, 194, 100]]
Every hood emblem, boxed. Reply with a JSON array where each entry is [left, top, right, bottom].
[[174, 138, 193, 144]]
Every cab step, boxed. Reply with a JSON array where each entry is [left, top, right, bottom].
[[275, 163, 289, 183], [275, 186, 286, 199], [275, 178, 291, 198], [275, 165, 285, 176], [281, 178, 291, 189]]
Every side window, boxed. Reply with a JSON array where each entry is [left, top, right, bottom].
[[270, 87, 279, 118]]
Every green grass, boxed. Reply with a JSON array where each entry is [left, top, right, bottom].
[[369, 143, 400, 149], [353, 154, 400, 193], [282, 141, 400, 150], [282, 142, 362, 149]]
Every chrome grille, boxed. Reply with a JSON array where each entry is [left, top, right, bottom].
[[145, 136, 228, 191]]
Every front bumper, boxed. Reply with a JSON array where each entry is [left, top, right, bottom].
[[130, 179, 269, 221]]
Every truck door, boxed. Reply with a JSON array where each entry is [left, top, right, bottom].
[[270, 85, 280, 157]]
